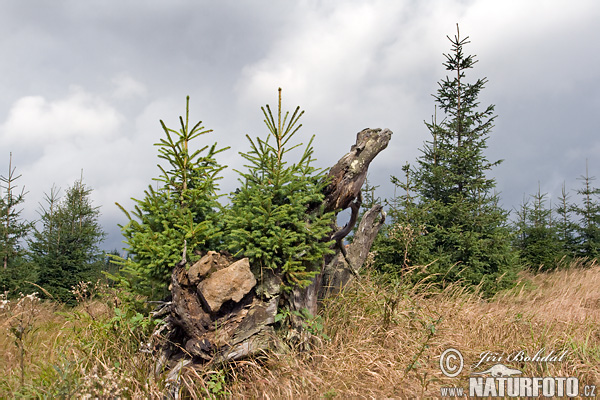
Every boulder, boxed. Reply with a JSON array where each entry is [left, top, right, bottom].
[[197, 258, 257, 313]]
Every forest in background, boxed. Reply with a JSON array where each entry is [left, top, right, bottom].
[[0, 26, 599, 397], [1, 26, 598, 302]]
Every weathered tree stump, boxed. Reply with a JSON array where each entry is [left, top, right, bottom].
[[152, 128, 392, 380]]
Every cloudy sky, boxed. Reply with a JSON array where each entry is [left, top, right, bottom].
[[1, 1, 599, 251]]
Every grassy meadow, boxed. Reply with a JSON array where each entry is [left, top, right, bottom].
[[1, 260, 599, 398]]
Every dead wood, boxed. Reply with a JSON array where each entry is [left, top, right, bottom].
[[152, 128, 392, 382]]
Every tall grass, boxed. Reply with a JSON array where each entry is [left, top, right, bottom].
[[220, 261, 600, 398], [1, 260, 599, 398], [0, 282, 161, 398]]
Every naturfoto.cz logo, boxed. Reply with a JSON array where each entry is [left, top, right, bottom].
[[439, 348, 597, 398]]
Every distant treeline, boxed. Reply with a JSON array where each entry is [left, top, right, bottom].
[[2, 26, 598, 302], [0, 163, 110, 303]]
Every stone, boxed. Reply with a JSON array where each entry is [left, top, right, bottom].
[[188, 251, 231, 285], [197, 258, 257, 313]]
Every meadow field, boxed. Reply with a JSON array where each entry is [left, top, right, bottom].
[[1, 260, 599, 398]]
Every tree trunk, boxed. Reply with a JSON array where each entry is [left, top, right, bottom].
[[153, 128, 392, 379], [292, 128, 391, 318]]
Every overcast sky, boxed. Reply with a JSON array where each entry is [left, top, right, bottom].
[[1, 1, 599, 251]]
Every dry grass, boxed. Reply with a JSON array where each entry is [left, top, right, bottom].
[[1, 261, 600, 398], [217, 261, 600, 399], [0, 287, 163, 398]]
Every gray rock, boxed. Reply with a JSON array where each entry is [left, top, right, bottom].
[[197, 258, 257, 313]]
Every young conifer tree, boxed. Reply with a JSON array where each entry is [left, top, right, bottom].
[[554, 182, 578, 258], [30, 178, 105, 303], [374, 163, 429, 274], [515, 185, 562, 270], [383, 26, 516, 295], [0, 154, 33, 292], [572, 162, 600, 259], [224, 88, 334, 292], [116, 97, 227, 298]]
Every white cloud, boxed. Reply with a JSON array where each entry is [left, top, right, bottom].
[[112, 74, 148, 100], [1, 86, 122, 147], [237, 2, 399, 108], [0, 84, 149, 249]]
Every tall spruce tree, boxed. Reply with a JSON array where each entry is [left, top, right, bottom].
[[224, 88, 335, 292], [30, 178, 105, 303], [380, 26, 516, 295], [115, 97, 227, 298], [0, 154, 33, 292]]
